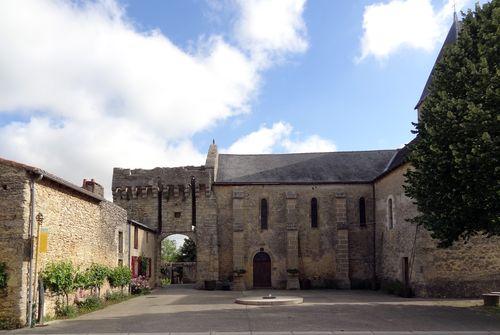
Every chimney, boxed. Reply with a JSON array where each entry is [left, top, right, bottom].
[[82, 179, 104, 197]]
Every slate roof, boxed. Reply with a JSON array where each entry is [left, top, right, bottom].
[[415, 15, 461, 109], [215, 150, 398, 184]]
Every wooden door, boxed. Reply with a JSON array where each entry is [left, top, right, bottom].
[[253, 252, 271, 288]]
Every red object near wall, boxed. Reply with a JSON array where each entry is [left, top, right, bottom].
[[131, 256, 138, 277]]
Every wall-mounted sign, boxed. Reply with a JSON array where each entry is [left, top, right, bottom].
[[39, 227, 48, 253]]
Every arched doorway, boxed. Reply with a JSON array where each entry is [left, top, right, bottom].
[[160, 234, 197, 285], [253, 252, 271, 288]]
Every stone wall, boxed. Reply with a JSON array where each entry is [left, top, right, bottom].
[[112, 166, 219, 288], [0, 161, 128, 328], [375, 163, 500, 297], [0, 164, 29, 328], [213, 183, 375, 289], [34, 178, 128, 317]]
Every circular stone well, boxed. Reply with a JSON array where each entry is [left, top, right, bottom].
[[235, 296, 303, 306]]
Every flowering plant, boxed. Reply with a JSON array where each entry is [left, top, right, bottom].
[[130, 276, 151, 295]]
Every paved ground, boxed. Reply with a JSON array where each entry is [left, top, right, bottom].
[[6, 286, 500, 334]]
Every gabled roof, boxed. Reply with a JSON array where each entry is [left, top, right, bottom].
[[415, 14, 461, 109], [215, 150, 397, 184], [375, 137, 418, 180], [128, 219, 157, 234], [0, 157, 104, 202]]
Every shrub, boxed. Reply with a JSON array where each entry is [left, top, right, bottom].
[[105, 291, 127, 302], [74, 269, 91, 290], [108, 266, 132, 293], [131, 276, 151, 295], [0, 262, 7, 290], [85, 263, 110, 296], [41, 261, 76, 307], [0, 317, 20, 330], [76, 295, 102, 312], [160, 277, 171, 287], [55, 304, 77, 318]]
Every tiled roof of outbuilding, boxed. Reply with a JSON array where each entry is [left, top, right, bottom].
[[0, 157, 104, 201], [215, 150, 398, 184]]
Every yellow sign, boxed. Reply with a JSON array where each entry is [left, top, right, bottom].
[[39, 227, 48, 253]]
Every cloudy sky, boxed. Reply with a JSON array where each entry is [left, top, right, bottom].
[[0, 0, 482, 198]]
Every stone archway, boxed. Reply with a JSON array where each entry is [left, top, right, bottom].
[[157, 231, 197, 287]]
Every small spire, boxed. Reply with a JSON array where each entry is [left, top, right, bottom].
[[212, 139, 215, 145]]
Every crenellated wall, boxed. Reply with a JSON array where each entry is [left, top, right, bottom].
[[112, 165, 219, 287]]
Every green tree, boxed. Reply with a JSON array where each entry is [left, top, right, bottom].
[[405, 1, 500, 247], [85, 263, 110, 297], [41, 261, 76, 307], [178, 238, 196, 262], [108, 266, 132, 293], [161, 239, 179, 262]]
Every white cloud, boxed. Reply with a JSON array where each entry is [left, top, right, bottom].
[[358, 0, 469, 61], [225, 122, 292, 154], [234, 0, 308, 66], [0, 0, 309, 198], [0, 117, 206, 196], [224, 122, 335, 154], [283, 134, 337, 153]]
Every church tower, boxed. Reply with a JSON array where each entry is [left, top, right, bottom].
[[415, 12, 461, 120]]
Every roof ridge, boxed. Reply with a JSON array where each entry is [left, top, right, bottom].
[[0, 156, 104, 201], [219, 149, 397, 157]]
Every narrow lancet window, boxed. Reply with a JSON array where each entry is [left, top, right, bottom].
[[260, 199, 268, 230], [359, 197, 366, 226], [311, 198, 318, 228], [388, 198, 394, 229]]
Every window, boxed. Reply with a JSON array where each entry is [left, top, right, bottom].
[[137, 257, 151, 277], [118, 231, 123, 253], [311, 198, 318, 228], [118, 259, 123, 267], [388, 197, 394, 229], [174, 212, 181, 218], [146, 231, 149, 243], [260, 198, 268, 230], [134, 226, 138, 249], [359, 197, 366, 226]]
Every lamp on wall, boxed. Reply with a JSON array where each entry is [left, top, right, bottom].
[[36, 212, 44, 225]]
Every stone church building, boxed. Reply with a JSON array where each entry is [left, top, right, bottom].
[[112, 17, 500, 297]]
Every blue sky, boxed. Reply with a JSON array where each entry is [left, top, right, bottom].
[[0, 0, 481, 196], [121, 0, 452, 151]]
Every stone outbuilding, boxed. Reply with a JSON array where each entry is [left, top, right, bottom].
[[0, 158, 128, 328]]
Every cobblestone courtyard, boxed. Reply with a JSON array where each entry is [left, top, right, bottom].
[[5, 286, 500, 334]]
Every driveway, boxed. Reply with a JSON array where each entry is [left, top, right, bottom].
[[7, 286, 500, 334]]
